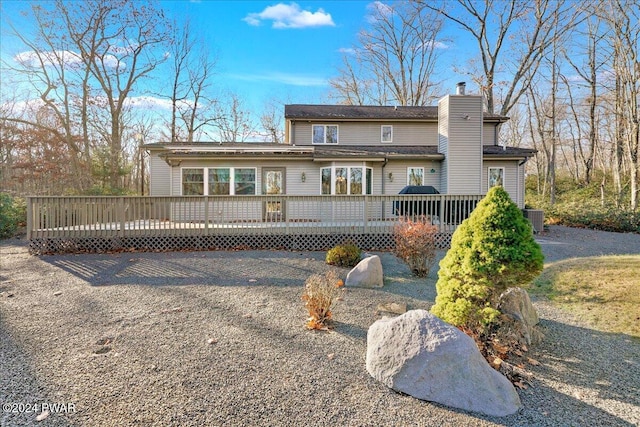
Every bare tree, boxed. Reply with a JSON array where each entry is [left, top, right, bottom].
[[212, 93, 256, 143], [424, 0, 579, 116], [602, 0, 640, 209], [330, 1, 444, 106], [259, 99, 285, 143], [163, 20, 219, 143]]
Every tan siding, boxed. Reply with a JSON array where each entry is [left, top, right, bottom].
[[483, 123, 497, 146], [149, 152, 171, 196], [384, 161, 441, 194], [482, 160, 523, 207], [438, 96, 449, 193], [291, 122, 438, 146], [441, 95, 483, 194]]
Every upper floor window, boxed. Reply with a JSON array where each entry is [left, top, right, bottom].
[[313, 124, 338, 144], [381, 125, 393, 143], [488, 167, 504, 188], [407, 167, 424, 185]]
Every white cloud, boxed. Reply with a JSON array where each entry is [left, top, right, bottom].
[[229, 71, 327, 87], [14, 50, 83, 68], [243, 3, 335, 29], [14, 49, 122, 69], [338, 47, 357, 55], [426, 40, 448, 50]]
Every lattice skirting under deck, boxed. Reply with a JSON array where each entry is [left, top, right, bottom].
[[28, 232, 453, 255]]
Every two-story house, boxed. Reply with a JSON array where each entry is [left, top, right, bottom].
[[145, 86, 535, 225]]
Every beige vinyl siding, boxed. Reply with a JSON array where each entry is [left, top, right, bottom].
[[483, 123, 499, 146], [438, 97, 449, 193], [482, 160, 523, 208], [291, 121, 438, 146], [439, 95, 483, 195], [149, 152, 171, 196], [383, 161, 441, 194]]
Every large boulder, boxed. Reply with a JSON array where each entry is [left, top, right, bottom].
[[498, 287, 541, 346], [366, 310, 521, 417], [346, 255, 383, 288]]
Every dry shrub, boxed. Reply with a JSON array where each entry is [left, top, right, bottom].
[[393, 216, 438, 277], [301, 270, 345, 330]]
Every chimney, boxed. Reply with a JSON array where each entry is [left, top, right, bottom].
[[456, 81, 466, 95]]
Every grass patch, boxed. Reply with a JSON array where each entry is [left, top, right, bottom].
[[528, 255, 640, 339]]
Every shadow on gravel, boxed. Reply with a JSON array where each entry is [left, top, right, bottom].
[[43, 250, 337, 287], [520, 318, 640, 426]]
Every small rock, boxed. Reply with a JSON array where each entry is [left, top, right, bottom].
[[36, 411, 50, 421], [346, 255, 384, 288], [327, 353, 335, 360], [7, 293, 14, 298], [94, 346, 111, 354], [53, 291, 62, 296], [207, 338, 218, 345], [376, 302, 407, 315]]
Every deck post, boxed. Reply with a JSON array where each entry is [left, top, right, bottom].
[[363, 195, 369, 234], [204, 196, 209, 236], [26, 197, 32, 240], [118, 197, 125, 237]]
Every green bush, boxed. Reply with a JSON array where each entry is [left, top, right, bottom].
[[326, 243, 362, 268], [431, 187, 544, 332], [0, 193, 25, 239]]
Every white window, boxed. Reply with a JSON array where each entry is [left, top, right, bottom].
[[312, 124, 338, 144], [407, 167, 424, 186], [182, 168, 204, 195], [488, 167, 504, 188], [381, 125, 393, 143], [320, 166, 372, 195], [182, 167, 256, 195]]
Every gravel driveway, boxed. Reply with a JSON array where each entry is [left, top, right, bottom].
[[1, 226, 639, 426]]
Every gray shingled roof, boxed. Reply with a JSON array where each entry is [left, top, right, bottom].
[[148, 143, 534, 160], [284, 104, 509, 122]]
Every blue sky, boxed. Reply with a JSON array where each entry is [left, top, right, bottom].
[[0, 0, 473, 114]]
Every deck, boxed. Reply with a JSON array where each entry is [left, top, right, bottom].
[[27, 195, 483, 254]]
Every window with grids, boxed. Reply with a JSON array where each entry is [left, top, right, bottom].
[[321, 166, 372, 195], [182, 168, 256, 195]]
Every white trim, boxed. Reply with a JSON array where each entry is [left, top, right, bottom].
[[407, 167, 425, 185], [180, 167, 257, 195], [320, 165, 373, 195], [312, 124, 339, 144], [381, 125, 393, 143], [488, 166, 505, 189]]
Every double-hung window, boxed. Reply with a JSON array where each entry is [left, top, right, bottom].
[[488, 167, 504, 188], [182, 168, 204, 195], [182, 167, 256, 195], [381, 125, 393, 143], [407, 167, 424, 186], [312, 125, 338, 144]]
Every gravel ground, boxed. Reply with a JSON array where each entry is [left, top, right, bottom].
[[1, 225, 639, 427]]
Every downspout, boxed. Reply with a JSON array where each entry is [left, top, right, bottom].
[[382, 156, 388, 219], [518, 158, 528, 208]]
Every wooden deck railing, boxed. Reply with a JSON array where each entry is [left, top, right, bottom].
[[27, 194, 483, 239]]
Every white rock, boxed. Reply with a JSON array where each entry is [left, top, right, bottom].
[[366, 309, 522, 417], [345, 255, 384, 288]]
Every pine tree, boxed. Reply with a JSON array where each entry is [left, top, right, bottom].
[[431, 187, 544, 332]]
